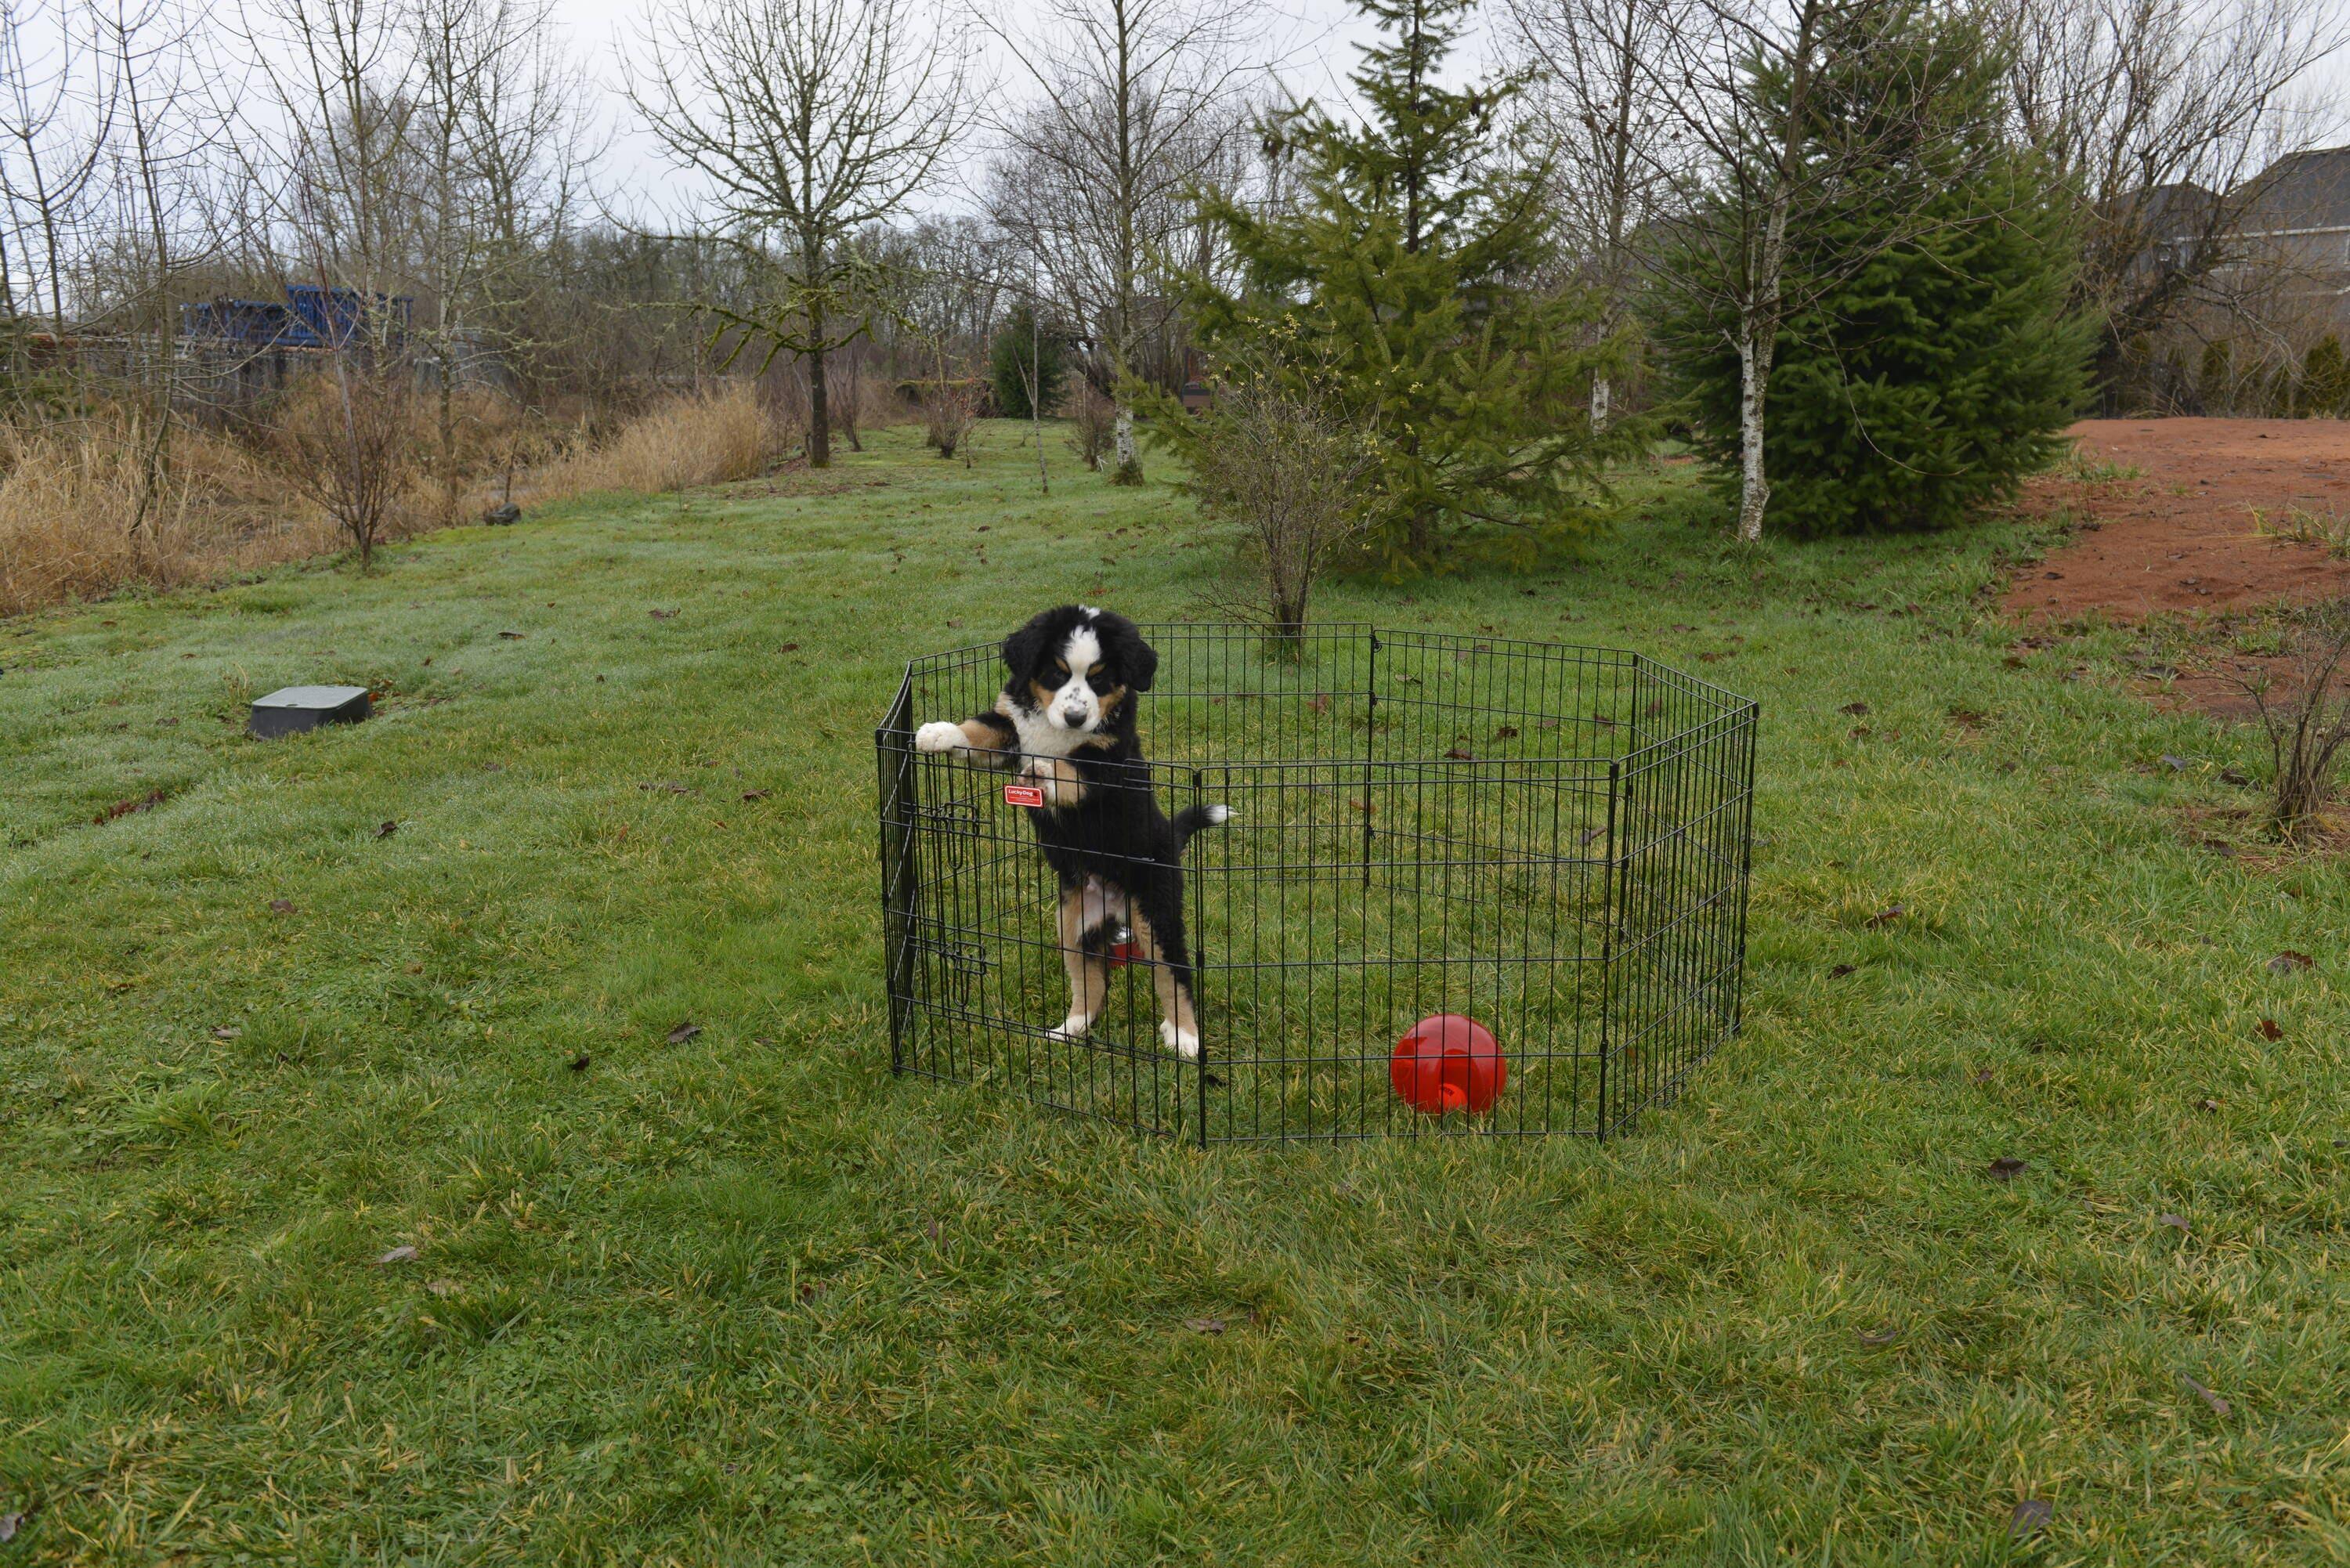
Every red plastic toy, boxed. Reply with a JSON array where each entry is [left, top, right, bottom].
[[1390, 1014, 1506, 1115]]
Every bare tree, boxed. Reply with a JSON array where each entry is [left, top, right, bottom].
[[1992, 0, 2347, 398], [407, 0, 591, 521], [628, 0, 965, 468], [984, 0, 1254, 484], [1505, 0, 1683, 429], [0, 0, 114, 347]]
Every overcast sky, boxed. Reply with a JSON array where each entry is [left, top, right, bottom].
[[566, 0, 2350, 226]]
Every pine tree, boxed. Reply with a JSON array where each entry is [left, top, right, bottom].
[[1654, 6, 2090, 537], [1142, 0, 1632, 573], [990, 305, 1067, 421], [2199, 339, 2233, 415]]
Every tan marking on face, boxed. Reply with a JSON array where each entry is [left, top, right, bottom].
[[1029, 677, 1060, 712], [1096, 684, 1126, 721]]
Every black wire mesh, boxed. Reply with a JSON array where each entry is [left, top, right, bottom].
[[876, 625, 1758, 1143]]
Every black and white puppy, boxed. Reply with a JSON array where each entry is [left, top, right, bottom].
[[913, 605, 1227, 1057]]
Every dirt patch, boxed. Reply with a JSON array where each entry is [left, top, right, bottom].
[[2005, 418, 2350, 623]]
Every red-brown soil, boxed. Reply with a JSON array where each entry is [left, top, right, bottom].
[[2005, 418, 2350, 622]]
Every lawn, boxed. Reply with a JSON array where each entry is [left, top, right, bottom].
[[2, 422, 2345, 1564]]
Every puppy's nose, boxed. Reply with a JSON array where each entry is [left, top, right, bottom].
[[1061, 706, 1090, 728]]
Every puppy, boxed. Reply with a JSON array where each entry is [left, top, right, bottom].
[[913, 605, 1228, 1058]]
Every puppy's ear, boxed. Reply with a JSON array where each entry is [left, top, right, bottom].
[[1102, 615, 1158, 692], [1001, 614, 1050, 677]]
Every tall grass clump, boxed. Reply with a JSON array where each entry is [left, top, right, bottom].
[[529, 382, 779, 501], [0, 414, 328, 616]]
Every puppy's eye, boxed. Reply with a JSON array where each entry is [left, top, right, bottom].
[[1052, 659, 1070, 677], [1088, 673, 1112, 692]]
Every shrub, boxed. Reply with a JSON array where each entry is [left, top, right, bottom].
[[269, 368, 418, 566], [2232, 598, 2350, 836], [1067, 381, 1114, 471], [920, 378, 981, 461], [1166, 350, 1378, 652]]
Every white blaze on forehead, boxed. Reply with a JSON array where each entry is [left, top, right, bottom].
[[1061, 625, 1103, 677]]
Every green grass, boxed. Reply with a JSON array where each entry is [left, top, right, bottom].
[[4, 423, 2347, 1563]]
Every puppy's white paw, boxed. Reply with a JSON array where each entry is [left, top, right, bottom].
[[914, 721, 964, 754], [1159, 1019, 1200, 1060], [1050, 1012, 1095, 1042]]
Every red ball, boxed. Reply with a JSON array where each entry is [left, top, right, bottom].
[[1390, 1014, 1506, 1115]]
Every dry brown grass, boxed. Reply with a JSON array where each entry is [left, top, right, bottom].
[[0, 380, 795, 619], [522, 382, 780, 504], [0, 414, 335, 617]]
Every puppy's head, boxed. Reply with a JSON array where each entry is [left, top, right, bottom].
[[1002, 605, 1155, 738]]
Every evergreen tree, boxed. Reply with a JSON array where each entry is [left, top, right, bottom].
[[990, 305, 1068, 421], [1654, 6, 2089, 537], [2199, 339, 2233, 414], [2303, 334, 2348, 417], [1142, 0, 1632, 573]]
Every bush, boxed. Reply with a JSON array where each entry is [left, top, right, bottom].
[[1170, 351, 1378, 651], [1066, 382, 1114, 471], [269, 368, 418, 566], [1655, 5, 2090, 537], [920, 379, 980, 460], [989, 305, 1067, 421]]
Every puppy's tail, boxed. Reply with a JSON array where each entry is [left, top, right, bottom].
[[1171, 802, 1233, 847]]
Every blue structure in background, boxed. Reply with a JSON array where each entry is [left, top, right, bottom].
[[179, 286, 412, 349]]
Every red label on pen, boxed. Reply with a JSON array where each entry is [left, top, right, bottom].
[[1003, 783, 1045, 807]]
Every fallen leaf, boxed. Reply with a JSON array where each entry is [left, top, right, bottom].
[[1495, 724, 1519, 739], [1349, 799, 1373, 814], [2159, 753, 2192, 771], [2197, 1097, 2220, 1112], [94, 789, 168, 825], [376, 1245, 418, 1266], [639, 781, 695, 794], [649, 609, 678, 620], [2256, 1018, 2283, 1041], [0, 1513, 19, 1543], [1849, 725, 1872, 740], [666, 1021, 702, 1046], [2002, 654, 2027, 669], [375, 820, 398, 839], [2267, 951, 2314, 974], [1444, 747, 1475, 761], [1183, 1317, 1226, 1335], [427, 1278, 461, 1296], [2009, 1499, 2052, 1538], [1838, 701, 1870, 716], [1865, 903, 1907, 927], [1856, 1325, 1902, 1345], [2218, 766, 2250, 786], [269, 898, 295, 915], [497, 630, 526, 640], [1307, 692, 1331, 714], [405, 962, 423, 975], [2180, 1373, 2231, 1415], [797, 1281, 824, 1302], [741, 789, 771, 802], [1972, 1068, 1994, 1086], [1828, 963, 1856, 978], [568, 1052, 591, 1072], [212, 1026, 242, 1040], [2158, 1213, 2189, 1234], [1947, 706, 1987, 728], [1987, 1155, 2028, 1181]]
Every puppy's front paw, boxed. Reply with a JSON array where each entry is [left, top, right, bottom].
[[914, 721, 964, 755], [1050, 1012, 1095, 1042], [1159, 1019, 1200, 1060]]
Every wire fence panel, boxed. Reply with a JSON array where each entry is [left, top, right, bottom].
[[877, 625, 1756, 1143]]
